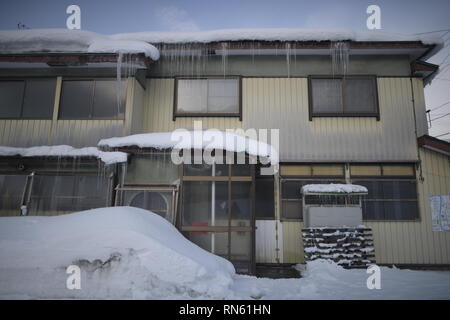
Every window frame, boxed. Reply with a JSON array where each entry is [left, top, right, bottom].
[[351, 164, 419, 222], [58, 77, 127, 120], [308, 75, 380, 121], [280, 177, 346, 222], [173, 76, 242, 121], [0, 77, 57, 120]]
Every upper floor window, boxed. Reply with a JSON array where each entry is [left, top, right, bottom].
[[59, 79, 126, 120], [309, 76, 379, 120], [174, 78, 241, 119], [0, 79, 56, 119]]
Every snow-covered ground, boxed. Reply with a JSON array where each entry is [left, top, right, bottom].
[[0, 207, 449, 300], [233, 261, 450, 300]]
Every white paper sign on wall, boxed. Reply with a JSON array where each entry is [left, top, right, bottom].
[[429, 195, 450, 232]]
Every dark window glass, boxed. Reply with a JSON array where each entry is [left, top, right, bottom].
[[282, 180, 305, 199], [0, 81, 25, 118], [22, 79, 56, 118], [231, 182, 252, 222], [0, 175, 27, 212], [310, 77, 378, 116], [182, 181, 230, 226], [0, 79, 55, 119], [92, 80, 126, 119], [354, 179, 418, 221], [28, 175, 108, 214], [59, 81, 93, 119], [343, 78, 376, 113], [59, 80, 125, 119], [215, 164, 229, 176], [311, 78, 342, 113], [281, 180, 306, 220], [255, 178, 274, 219]]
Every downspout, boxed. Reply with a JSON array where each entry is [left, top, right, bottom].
[[409, 78, 425, 182]]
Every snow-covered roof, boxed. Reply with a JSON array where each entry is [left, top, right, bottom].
[[0, 28, 442, 62], [112, 28, 441, 45], [98, 130, 279, 164], [301, 184, 368, 195], [0, 145, 128, 165], [0, 29, 160, 60]]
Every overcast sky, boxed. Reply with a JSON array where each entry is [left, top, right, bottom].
[[0, 0, 449, 138]]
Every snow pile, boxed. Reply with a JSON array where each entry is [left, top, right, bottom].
[[0, 145, 127, 165], [0, 207, 235, 299], [98, 130, 279, 164], [231, 259, 450, 300], [112, 28, 442, 45], [302, 183, 368, 194], [0, 29, 160, 60]]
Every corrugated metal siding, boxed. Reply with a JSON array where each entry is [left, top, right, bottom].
[[143, 79, 242, 132], [0, 118, 124, 148], [282, 221, 305, 263], [365, 149, 450, 265], [0, 120, 53, 147], [255, 220, 283, 263], [130, 78, 145, 134], [50, 120, 124, 147], [242, 78, 419, 162]]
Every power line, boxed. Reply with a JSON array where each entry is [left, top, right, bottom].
[[414, 29, 450, 35], [435, 131, 450, 138], [430, 112, 450, 122], [428, 101, 450, 112]]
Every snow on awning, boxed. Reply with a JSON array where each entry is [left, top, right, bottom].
[[0, 145, 128, 165], [301, 184, 368, 195], [0, 29, 160, 60], [98, 130, 279, 164]]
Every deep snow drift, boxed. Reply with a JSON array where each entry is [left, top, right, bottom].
[[0, 207, 235, 299], [1, 207, 449, 299]]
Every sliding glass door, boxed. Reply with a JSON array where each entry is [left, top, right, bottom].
[[180, 162, 255, 274]]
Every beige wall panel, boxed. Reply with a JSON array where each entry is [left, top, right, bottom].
[[242, 78, 419, 162], [0, 120, 52, 147], [282, 221, 305, 263], [50, 120, 124, 147]]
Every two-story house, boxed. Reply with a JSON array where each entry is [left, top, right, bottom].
[[0, 29, 449, 274]]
